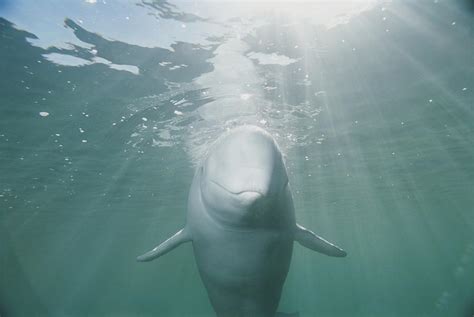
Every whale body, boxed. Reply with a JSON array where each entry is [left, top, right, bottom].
[[137, 125, 346, 317]]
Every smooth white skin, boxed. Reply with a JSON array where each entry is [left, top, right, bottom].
[[199, 126, 289, 228], [137, 125, 346, 317], [188, 126, 295, 317]]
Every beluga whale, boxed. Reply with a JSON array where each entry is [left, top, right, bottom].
[[137, 125, 346, 317]]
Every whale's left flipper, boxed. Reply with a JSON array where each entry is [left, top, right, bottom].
[[295, 223, 347, 257], [137, 228, 191, 262]]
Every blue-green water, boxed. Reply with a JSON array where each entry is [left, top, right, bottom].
[[1, 1, 473, 316]]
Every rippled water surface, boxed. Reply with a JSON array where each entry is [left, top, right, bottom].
[[1, 1, 473, 316]]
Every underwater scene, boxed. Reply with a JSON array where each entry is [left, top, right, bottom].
[[1, 0, 473, 316]]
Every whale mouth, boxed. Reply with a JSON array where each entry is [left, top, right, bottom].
[[236, 191, 263, 204], [210, 180, 265, 203]]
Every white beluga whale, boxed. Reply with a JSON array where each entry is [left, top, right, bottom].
[[137, 125, 346, 317]]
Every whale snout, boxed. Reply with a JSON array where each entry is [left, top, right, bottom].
[[209, 179, 268, 206], [237, 191, 264, 206]]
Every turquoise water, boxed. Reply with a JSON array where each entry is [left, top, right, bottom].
[[1, 0, 473, 316]]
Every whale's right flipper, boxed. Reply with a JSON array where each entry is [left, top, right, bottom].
[[137, 228, 191, 262], [295, 223, 347, 257]]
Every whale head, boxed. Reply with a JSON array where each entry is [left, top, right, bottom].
[[200, 126, 288, 226]]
